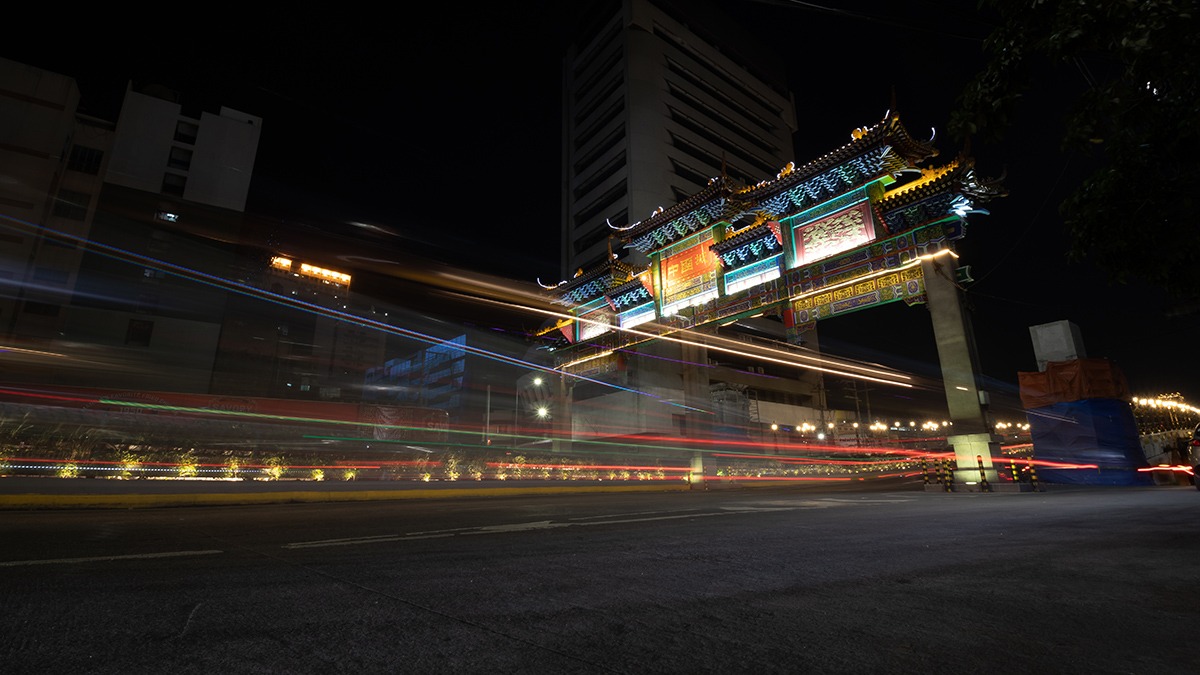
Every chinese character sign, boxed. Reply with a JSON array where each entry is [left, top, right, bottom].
[[661, 238, 720, 305]]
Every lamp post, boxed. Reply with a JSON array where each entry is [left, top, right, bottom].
[[484, 384, 491, 446]]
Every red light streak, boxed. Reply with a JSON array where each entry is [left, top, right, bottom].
[[1137, 465, 1194, 475], [0, 387, 99, 405], [711, 453, 920, 467], [6, 457, 384, 470], [706, 475, 854, 482], [485, 462, 690, 472]]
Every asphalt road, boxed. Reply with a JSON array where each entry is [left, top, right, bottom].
[[2, 483, 1197, 674]]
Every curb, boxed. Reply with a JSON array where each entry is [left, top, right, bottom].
[[0, 483, 694, 510]]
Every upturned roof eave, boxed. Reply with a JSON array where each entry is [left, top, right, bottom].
[[614, 176, 735, 242]]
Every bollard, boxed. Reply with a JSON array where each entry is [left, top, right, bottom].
[[922, 458, 930, 486], [976, 454, 992, 492], [942, 458, 953, 492], [1009, 459, 1020, 484], [1026, 459, 1042, 492]]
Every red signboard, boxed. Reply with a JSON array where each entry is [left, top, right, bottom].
[[661, 237, 720, 306]]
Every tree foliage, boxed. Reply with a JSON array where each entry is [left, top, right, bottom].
[[951, 0, 1200, 309]]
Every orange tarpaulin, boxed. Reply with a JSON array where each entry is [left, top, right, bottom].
[[1019, 358, 1130, 409]]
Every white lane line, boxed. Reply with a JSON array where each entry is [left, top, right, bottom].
[[570, 511, 728, 527], [283, 534, 454, 549], [284, 533, 405, 545], [0, 549, 223, 567], [286, 510, 745, 549], [812, 497, 913, 504], [573, 509, 701, 521], [281, 499, 912, 551]]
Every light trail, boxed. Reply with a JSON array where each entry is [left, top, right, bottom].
[[485, 462, 691, 472], [0, 344, 67, 358], [0, 216, 709, 414], [467, 291, 917, 387], [449, 250, 966, 389]]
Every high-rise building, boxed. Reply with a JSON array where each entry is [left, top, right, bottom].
[[0, 58, 111, 340], [551, 1, 817, 446], [104, 82, 260, 212], [0, 61, 384, 398], [560, 0, 797, 279], [53, 83, 264, 393]]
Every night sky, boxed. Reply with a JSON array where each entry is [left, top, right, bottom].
[[9, 2, 1197, 416]]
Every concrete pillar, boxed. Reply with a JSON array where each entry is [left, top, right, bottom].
[[690, 452, 708, 489], [679, 335, 712, 443], [920, 254, 1000, 487], [552, 373, 573, 454]]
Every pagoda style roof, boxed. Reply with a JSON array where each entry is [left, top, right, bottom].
[[711, 220, 778, 254], [612, 113, 938, 255], [736, 112, 938, 221], [614, 176, 738, 253], [876, 154, 1007, 232], [876, 157, 969, 212], [711, 220, 784, 270], [554, 257, 642, 306], [605, 276, 654, 311]]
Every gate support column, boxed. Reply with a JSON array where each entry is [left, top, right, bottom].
[[552, 373, 573, 454], [690, 452, 708, 489], [921, 253, 1000, 490], [680, 333, 711, 469]]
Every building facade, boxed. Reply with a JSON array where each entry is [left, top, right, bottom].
[[555, 1, 818, 445], [0, 58, 111, 341], [560, 0, 798, 279], [0, 60, 387, 400]]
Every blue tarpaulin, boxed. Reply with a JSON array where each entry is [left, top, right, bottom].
[[1027, 398, 1152, 485]]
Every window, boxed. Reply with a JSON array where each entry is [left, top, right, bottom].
[[22, 301, 60, 316], [162, 173, 186, 196], [135, 292, 159, 312], [572, 180, 626, 228], [168, 147, 193, 170], [52, 190, 90, 220], [174, 121, 198, 144], [67, 146, 104, 174], [33, 267, 69, 285], [125, 319, 154, 347]]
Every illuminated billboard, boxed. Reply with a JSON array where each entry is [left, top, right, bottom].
[[660, 232, 720, 313]]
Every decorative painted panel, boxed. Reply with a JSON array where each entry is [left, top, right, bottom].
[[790, 199, 876, 268]]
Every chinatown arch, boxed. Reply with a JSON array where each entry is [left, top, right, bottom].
[[543, 112, 1006, 486]]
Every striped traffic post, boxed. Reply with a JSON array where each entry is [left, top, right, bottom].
[[976, 454, 991, 492], [1026, 459, 1042, 492]]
